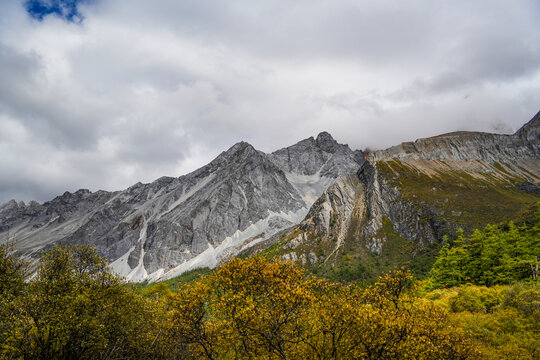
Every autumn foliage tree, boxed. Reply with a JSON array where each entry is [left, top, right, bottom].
[[168, 257, 316, 359], [0, 245, 170, 360], [1, 244, 483, 359], [0, 243, 28, 351], [168, 258, 480, 359]]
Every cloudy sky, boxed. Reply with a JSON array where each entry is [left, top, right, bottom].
[[1, 0, 539, 203]]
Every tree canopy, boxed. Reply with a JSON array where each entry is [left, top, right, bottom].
[[429, 206, 539, 289]]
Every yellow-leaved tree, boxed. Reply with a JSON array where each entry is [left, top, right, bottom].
[[1, 245, 171, 360], [168, 258, 481, 359]]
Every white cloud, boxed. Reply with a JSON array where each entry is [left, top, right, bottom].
[[0, 0, 539, 203]]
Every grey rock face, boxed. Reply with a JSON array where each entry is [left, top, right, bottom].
[[515, 109, 540, 143], [268, 132, 364, 205], [370, 111, 540, 177], [0, 190, 116, 251], [302, 174, 364, 240], [268, 131, 364, 177], [1, 132, 363, 282]]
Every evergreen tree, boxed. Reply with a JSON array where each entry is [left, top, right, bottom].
[[429, 203, 540, 289]]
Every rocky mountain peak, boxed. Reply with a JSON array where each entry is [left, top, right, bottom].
[[1, 199, 19, 211], [315, 131, 335, 142], [268, 131, 362, 176], [515, 109, 540, 142], [369, 111, 540, 166], [217, 141, 258, 160], [229, 140, 255, 151], [207, 141, 265, 173], [315, 131, 340, 153]]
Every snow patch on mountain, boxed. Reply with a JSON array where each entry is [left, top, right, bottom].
[[109, 246, 134, 277], [285, 171, 335, 205], [157, 207, 307, 282], [124, 221, 149, 282]]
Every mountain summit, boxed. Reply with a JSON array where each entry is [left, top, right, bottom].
[[515, 109, 540, 142]]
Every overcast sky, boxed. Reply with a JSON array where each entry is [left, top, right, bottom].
[[1, 0, 539, 203]]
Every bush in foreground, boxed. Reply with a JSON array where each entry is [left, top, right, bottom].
[[169, 257, 479, 359], [0, 244, 169, 360]]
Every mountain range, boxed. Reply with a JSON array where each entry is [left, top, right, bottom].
[[1, 111, 538, 282], [0, 132, 363, 281]]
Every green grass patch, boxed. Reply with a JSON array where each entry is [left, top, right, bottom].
[[128, 267, 212, 293], [377, 160, 539, 233]]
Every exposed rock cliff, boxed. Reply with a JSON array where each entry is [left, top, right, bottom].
[[515, 109, 540, 143]]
